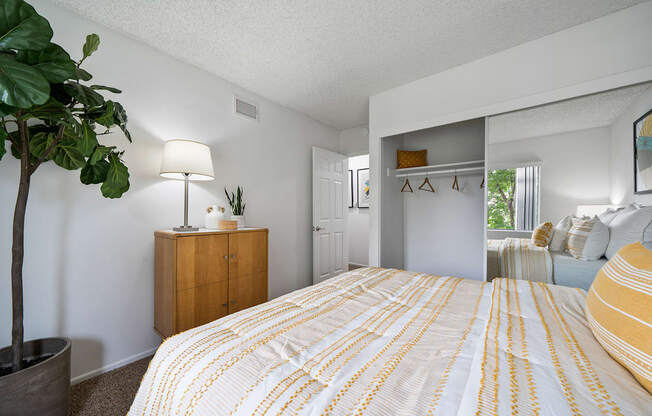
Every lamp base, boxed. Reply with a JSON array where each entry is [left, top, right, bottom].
[[173, 225, 199, 232]]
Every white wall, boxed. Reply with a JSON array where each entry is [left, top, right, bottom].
[[347, 155, 369, 266], [400, 119, 485, 279], [369, 2, 652, 266], [488, 127, 612, 226], [0, 1, 339, 381], [340, 126, 369, 156], [610, 85, 652, 205]]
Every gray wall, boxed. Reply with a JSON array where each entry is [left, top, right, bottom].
[[0, 1, 339, 381]]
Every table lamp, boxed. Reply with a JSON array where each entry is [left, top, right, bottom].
[[160, 139, 214, 231]]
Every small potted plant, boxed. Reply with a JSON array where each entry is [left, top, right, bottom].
[[225, 186, 246, 228], [0, 1, 132, 414]]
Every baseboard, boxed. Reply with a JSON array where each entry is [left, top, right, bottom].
[[71, 347, 158, 385]]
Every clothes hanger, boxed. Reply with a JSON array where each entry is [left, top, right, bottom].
[[401, 178, 414, 193], [452, 171, 460, 191], [418, 176, 435, 192]]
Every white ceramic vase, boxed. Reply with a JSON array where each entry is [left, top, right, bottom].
[[205, 205, 224, 229], [231, 215, 245, 228]]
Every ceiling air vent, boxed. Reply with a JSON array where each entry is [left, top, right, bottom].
[[234, 96, 258, 120]]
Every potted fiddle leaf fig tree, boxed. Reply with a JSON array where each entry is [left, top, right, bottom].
[[0, 1, 132, 414]]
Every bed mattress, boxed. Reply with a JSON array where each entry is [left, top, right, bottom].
[[129, 267, 651, 415]]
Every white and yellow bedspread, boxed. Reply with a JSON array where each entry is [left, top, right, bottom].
[[129, 268, 651, 415], [487, 238, 553, 283], [459, 278, 651, 415]]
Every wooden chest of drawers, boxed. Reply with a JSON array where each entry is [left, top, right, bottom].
[[154, 228, 268, 337]]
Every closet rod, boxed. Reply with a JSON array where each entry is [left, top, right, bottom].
[[395, 166, 484, 178]]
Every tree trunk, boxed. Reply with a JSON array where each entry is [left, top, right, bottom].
[[11, 124, 31, 372]]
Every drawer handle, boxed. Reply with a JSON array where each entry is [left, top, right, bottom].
[[230, 300, 236, 305]]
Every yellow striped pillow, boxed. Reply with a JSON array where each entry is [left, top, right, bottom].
[[566, 216, 609, 260], [531, 222, 553, 247], [585, 242, 652, 393]]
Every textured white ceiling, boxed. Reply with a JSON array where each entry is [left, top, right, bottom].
[[51, 0, 644, 129], [487, 83, 652, 143]]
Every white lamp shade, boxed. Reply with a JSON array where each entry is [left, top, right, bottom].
[[160, 139, 214, 181]]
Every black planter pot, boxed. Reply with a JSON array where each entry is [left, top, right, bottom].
[[0, 338, 70, 416]]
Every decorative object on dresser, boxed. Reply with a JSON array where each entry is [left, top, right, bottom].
[[160, 139, 215, 231], [218, 219, 238, 230], [204, 205, 225, 229], [225, 186, 246, 227], [154, 228, 268, 337], [0, 1, 133, 413]]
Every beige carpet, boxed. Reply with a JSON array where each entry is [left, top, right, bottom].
[[69, 356, 152, 416]]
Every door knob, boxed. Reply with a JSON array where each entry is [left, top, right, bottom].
[[313, 226, 325, 231], [230, 254, 236, 259], [230, 300, 236, 305], [222, 303, 228, 307], [223, 255, 228, 259]]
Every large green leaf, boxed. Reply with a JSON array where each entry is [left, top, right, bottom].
[[76, 120, 97, 156], [74, 67, 92, 81], [0, 129, 6, 160], [52, 138, 85, 170], [10, 140, 20, 159], [101, 152, 129, 198], [81, 34, 99, 61], [113, 101, 131, 142], [90, 100, 115, 127], [90, 84, 121, 94], [88, 144, 114, 165], [28, 130, 55, 159], [80, 158, 109, 184], [0, 53, 49, 108], [0, 102, 17, 117], [63, 83, 104, 107], [17, 43, 76, 83], [21, 98, 71, 122], [0, 0, 52, 52]]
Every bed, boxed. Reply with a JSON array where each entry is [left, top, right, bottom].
[[129, 267, 651, 415]]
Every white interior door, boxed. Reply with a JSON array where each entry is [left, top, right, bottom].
[[313, 147, 349, 285]]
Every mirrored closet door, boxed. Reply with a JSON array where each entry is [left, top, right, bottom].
[[485, 82, 652, 289]]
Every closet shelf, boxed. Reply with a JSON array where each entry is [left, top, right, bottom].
[[390, 159, 485, 178]]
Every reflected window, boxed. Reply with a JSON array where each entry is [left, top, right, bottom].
[[487, 166, 540, 231]]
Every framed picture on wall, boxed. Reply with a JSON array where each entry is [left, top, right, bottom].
[[634, 109, 652, 194], [348, 170, 354, 208], [357, 168, 370, 208]]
